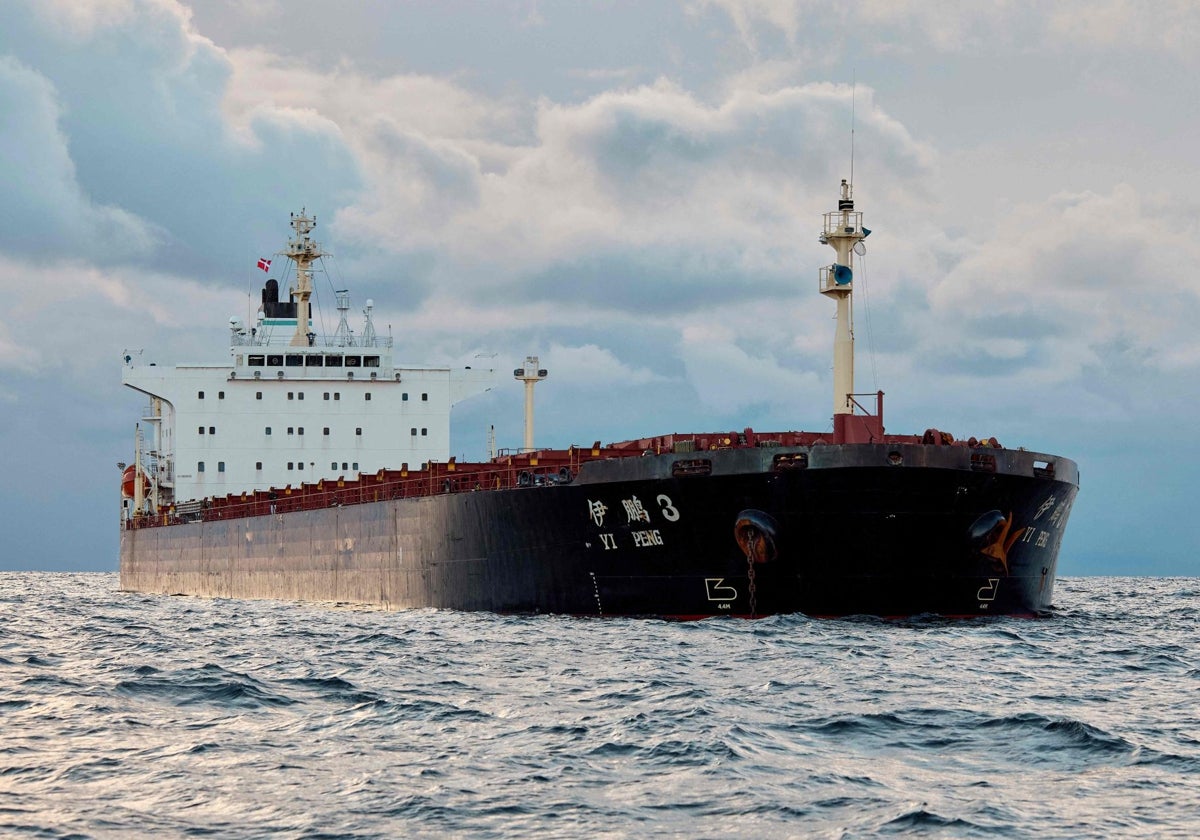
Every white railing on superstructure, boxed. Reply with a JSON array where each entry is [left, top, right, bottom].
[[231, 331, 393, 349]]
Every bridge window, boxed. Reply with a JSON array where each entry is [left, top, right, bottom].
[[364, 356, 380, 367], [218, 462, 225, 473], [305, 355, 323, 367], [285, 355, 303, 367], [365, 393, 371, 401], [248, 355, 265, 367], [198, 461, 205, 473], [256, 462, 262, 471], [256, 392, 262, 400], [267, 355, 283, 366], [197, 391, 204, 399], [325, 355, 343, 367]]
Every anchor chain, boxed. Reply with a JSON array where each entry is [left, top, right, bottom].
[[746, 551, 758, 619]]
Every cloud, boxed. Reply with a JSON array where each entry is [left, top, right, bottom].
[[692, 0, 1200, 59], [679, 321, 823, 415], [0, 253, 236, 389], [542, 343, 667, 387], [1045, 0, 1200, 57], [0, 1, 361, 277], [687, 0, 805, 54], [319, 77, 932, 320], [216, 40, 939, 331], [0, 55, 160, 262], [0, 318, 38, 375], [28, 0, 144, 40], [922, 184, 1200, 383]]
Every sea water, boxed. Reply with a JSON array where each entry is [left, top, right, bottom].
[[2, 573, 1198, 838]]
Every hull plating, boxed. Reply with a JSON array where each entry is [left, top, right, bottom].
[[120, 444, 1078, 618]]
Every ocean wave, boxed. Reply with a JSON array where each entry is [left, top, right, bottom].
[[114, 664, 298, 709], [3, 573, 1200, 838]]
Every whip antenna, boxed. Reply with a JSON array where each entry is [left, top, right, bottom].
[[849, 74, 856, 189]]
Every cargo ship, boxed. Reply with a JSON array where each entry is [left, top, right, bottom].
[[119, 185, 1078, 617]]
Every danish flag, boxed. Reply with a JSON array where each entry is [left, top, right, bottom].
[[257, 257, 272, 272]]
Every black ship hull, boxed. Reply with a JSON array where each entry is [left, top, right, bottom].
[[120, 443, 1078, 618]]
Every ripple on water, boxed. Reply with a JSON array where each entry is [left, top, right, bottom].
[[2, 573, 1199, 839]]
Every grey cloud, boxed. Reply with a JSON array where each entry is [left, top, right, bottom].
[[510, 249, 796, 315], [0, 56, 160, 262], [0, 2, 362, 278]]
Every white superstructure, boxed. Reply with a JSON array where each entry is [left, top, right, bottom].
[[122, 210, 497, 511]]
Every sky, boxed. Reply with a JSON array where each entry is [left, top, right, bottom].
[[1, 0, 1198, 575]]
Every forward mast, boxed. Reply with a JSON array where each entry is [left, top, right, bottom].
[[819, 179, 880, 443]]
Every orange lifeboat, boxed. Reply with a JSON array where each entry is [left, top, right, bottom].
[[122, 465, 150, 499]]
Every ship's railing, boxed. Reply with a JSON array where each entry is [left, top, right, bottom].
[[847, 391, 884, 418], [122, 426, 1013, 531], [819, 265, 848, 293], [123, 430, 820, 530], [126, 448, 603, 529], [231, 332, 393, 349], [823, 209, 864, 238]]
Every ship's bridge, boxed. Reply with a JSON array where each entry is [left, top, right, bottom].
[[228, 286, 398, 380], [229, 341, 399, 382]]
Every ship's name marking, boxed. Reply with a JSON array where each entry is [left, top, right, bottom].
[[1034, 495, 1057, 520], [1023, 528, 1051, 548], [588, 494, 681, 529], [657, 494, 680, 522], [622, 496, 651, 523], [599, 533, 618, 550], [631, 529, 663, 548], [588, 499, 609, 528], [1048, 499, 1071, 530]]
